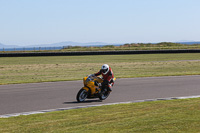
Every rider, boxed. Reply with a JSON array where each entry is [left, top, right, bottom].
[[93, 64, 114, 92]]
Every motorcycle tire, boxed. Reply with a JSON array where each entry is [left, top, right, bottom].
[[99, 90, 110, 100], [76, 89, 88, 102]]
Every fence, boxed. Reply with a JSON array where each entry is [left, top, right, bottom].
[[0, 46, 64, 52]]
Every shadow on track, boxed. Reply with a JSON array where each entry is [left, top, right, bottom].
[[63, 99, 102, 104]]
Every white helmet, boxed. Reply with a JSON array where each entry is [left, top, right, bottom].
[[101, 64, 109, 74]]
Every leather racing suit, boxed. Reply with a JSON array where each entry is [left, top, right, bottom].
[[94, 67, 114, 91]]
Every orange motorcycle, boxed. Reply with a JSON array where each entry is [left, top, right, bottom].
[[76, 74, 116, 102]]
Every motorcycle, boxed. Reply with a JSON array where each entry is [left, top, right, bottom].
[[76, 74, 116, 102]]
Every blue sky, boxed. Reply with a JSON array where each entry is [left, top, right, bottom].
[[0, 0, 200, 46]]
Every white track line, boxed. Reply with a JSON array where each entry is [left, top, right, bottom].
[[1, 95, 200, 118]]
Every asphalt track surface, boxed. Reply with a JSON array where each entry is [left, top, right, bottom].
[[0, 75, 200, 115]]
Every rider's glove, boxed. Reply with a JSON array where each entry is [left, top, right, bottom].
[[94, 81, 102, 87], [94, 81, 99, 86]]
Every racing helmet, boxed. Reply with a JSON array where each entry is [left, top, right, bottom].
[[101, 64, 109, 74]]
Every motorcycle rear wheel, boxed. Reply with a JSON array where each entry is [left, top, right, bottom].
[[99, 90, 110, 100], [76, 89, 88, 102]]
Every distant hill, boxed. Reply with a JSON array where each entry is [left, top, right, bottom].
[[0, 43, 20, 48], [1, 41, 200, 48], [176, 42, 200, 45], [0, 41, 123, 48], [28, 41, 123, 47]]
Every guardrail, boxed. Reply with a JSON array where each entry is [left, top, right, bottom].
[[1, 49, 200, 57]]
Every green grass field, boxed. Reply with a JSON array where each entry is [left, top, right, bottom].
[[1, 53, 200, 132], [1, 98, 200, 132], [0, 53, 200, 84]]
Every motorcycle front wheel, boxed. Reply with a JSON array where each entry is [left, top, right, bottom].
[[76, 89, 88, 102]]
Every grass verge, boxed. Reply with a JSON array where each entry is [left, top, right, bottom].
[[0, 53, 200, 84], [1, 42, 200, 53], [0, 98, 200, 132]]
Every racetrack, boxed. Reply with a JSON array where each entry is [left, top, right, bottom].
[[0, 75, 200, 115]]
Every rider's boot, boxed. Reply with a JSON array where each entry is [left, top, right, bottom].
[[107, 84, 112, 92], [107, 86, 112, 92]]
